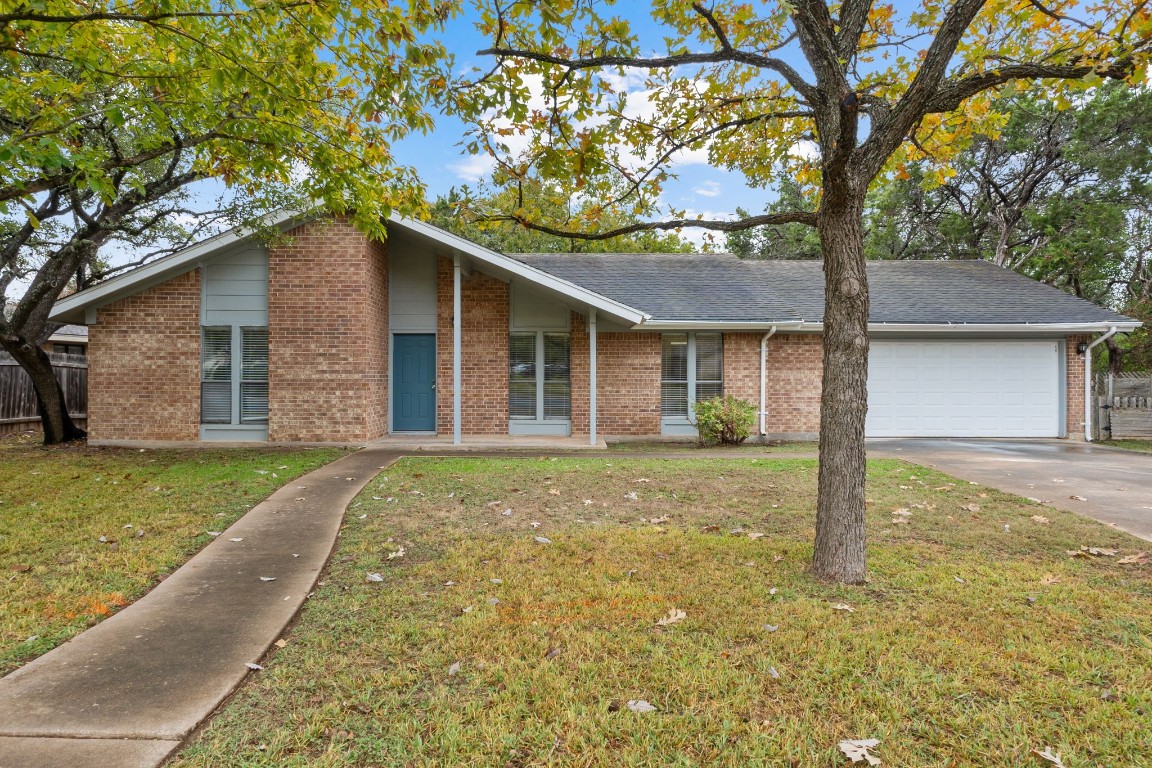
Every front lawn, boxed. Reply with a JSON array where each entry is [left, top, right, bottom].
[[608, 440, 819, 453], [174, 457, 1151, 767], [0, 436, 344, 675]]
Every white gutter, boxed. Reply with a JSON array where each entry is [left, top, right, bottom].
[[639, 320, 1142, 334], [1084, 326, 1120, 442], [759, 326, 777, 436]]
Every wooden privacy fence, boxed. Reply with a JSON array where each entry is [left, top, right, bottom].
[[0, 352, 87, 434], [1095, 372, 1152, 439]]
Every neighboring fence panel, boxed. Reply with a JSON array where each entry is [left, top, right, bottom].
[[0, 352, 88, 434], [1095, 372, 1152, 440]]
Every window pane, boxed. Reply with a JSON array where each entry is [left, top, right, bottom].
[[201, 327, 231, 424], [543, 334, 570, 380], [241, 327, 268, 382], [544, 381, 571, 420], [661, 383, 688, 418], [201, 327, 231, 382], [509, 381, 536, 418], [696, 333, 723, 382], [661, 334, 688, 382], [509, 333, 535, 382], [200, 382, 231, 423], [241, 382, 269, 423], [696, 383, 723, 402]]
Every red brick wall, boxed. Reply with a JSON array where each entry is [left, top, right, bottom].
[[763, 333, 823, 436], [268, 218, 388, 442], [1066, 334, 1089, 440], [723, 333, 762, 405], [594, 332, 662, 435], [436, 257, 509, 434], [88, 271, 200, 441], [571, 312, 590, 435]]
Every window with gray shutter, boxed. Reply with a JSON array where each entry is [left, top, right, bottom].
[[661, 332, 723, 420], [200, 327, 232, 423], [509, 331, 571, 422], [509, 333, 536, 419], [240, 327, 269, 423], [661, 333, 689, 417]]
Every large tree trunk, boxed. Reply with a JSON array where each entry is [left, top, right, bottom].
[[1, 338, 86, 445], [812, 192, 870, 584]]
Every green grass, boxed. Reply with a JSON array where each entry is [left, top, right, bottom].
[[0, 435, 344, 674], [173, 457, 1152, 767], [608, 440, 819, 453], [1103, 439, 1152, 453]]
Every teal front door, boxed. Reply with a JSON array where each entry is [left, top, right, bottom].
[[393, 334, 436, 431]]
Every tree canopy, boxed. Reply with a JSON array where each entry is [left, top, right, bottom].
[[449, 0, 1152, 583], [1, 0, 453, 443]]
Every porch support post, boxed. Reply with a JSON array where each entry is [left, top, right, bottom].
[[589, 308, 597, 446], [453, 253, 462, 445]]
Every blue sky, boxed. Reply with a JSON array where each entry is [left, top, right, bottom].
[[392, 4, 774, 231]]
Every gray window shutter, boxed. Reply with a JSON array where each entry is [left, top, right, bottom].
[[201, 327, 232, 423]]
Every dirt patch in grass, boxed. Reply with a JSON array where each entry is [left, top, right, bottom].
[[174, 457, 1152, 767], [0, 435, 344, 674]]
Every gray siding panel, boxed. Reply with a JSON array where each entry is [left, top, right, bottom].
[[389, 242, 437, 332], [202, 247, 268, 326]]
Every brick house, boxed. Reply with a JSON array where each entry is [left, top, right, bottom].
[[49, 211, 1139, 445]]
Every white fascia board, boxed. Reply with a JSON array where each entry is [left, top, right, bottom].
[[388, 214, 650, 325], [50, 207, 310, 324], [638, 320, 805, 331], [637, 320, 1142, 334]]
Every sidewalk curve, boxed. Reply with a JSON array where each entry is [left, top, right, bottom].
[[0, 447, 401, 768]]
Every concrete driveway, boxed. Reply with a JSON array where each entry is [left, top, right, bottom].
[[868, 439, 1152, 542]]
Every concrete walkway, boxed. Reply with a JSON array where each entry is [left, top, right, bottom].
[[0, 447, 401, 768], [869, 439, 1152, 541]]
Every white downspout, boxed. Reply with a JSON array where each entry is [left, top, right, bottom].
[[759, 326, 777, 437], [1084, 326, 1119, 442]]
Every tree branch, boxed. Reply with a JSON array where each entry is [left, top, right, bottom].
[[489, 210, 818, 242]]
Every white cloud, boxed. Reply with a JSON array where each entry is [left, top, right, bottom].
[[694, 180, 722, 198], [449, 154, 497, 183]]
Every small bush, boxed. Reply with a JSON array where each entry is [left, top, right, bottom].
[[693, 395, 757, 446]]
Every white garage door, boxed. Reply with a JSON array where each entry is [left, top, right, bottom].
[[867, 340, 1062, 437]]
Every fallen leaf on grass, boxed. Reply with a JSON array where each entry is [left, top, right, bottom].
[[656, 608, 687, 626], [832, 603, 855, 613], [763, 624, 779, 632], [1033, 746, 1068, 767], [747, 532, 766, 540], [1040, 573, 1061, 585], [244, 662, 264, 671], [838, 738, 881, 765], [1119, 552, 1150, 565], [11, 565, 31, 573], [366, 573, 384, 582], [767, 666, 781, 679], [544, 647, 561, 660], [892, 508, 911, 516], [1030, 515, 1051, 524], [1067, 546, 1118, 558], [701, 524, 721, 533], [274, 639, 288, 648], [647, 515, 671, 525], [633, 478, 652, 483], [448, 661, 461, 676], [624, 491, 638, 500], [626, 700, 657, 713], [961, 504, 981, 513], [548, 488, 561, 496], [387, 546, 407, 560], [534, 536, 552, 544]]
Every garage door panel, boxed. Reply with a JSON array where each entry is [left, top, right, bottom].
[[866, 340, 1061, 438]]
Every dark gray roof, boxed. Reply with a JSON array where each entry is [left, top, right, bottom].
[[512, 253, 1136, 325]]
